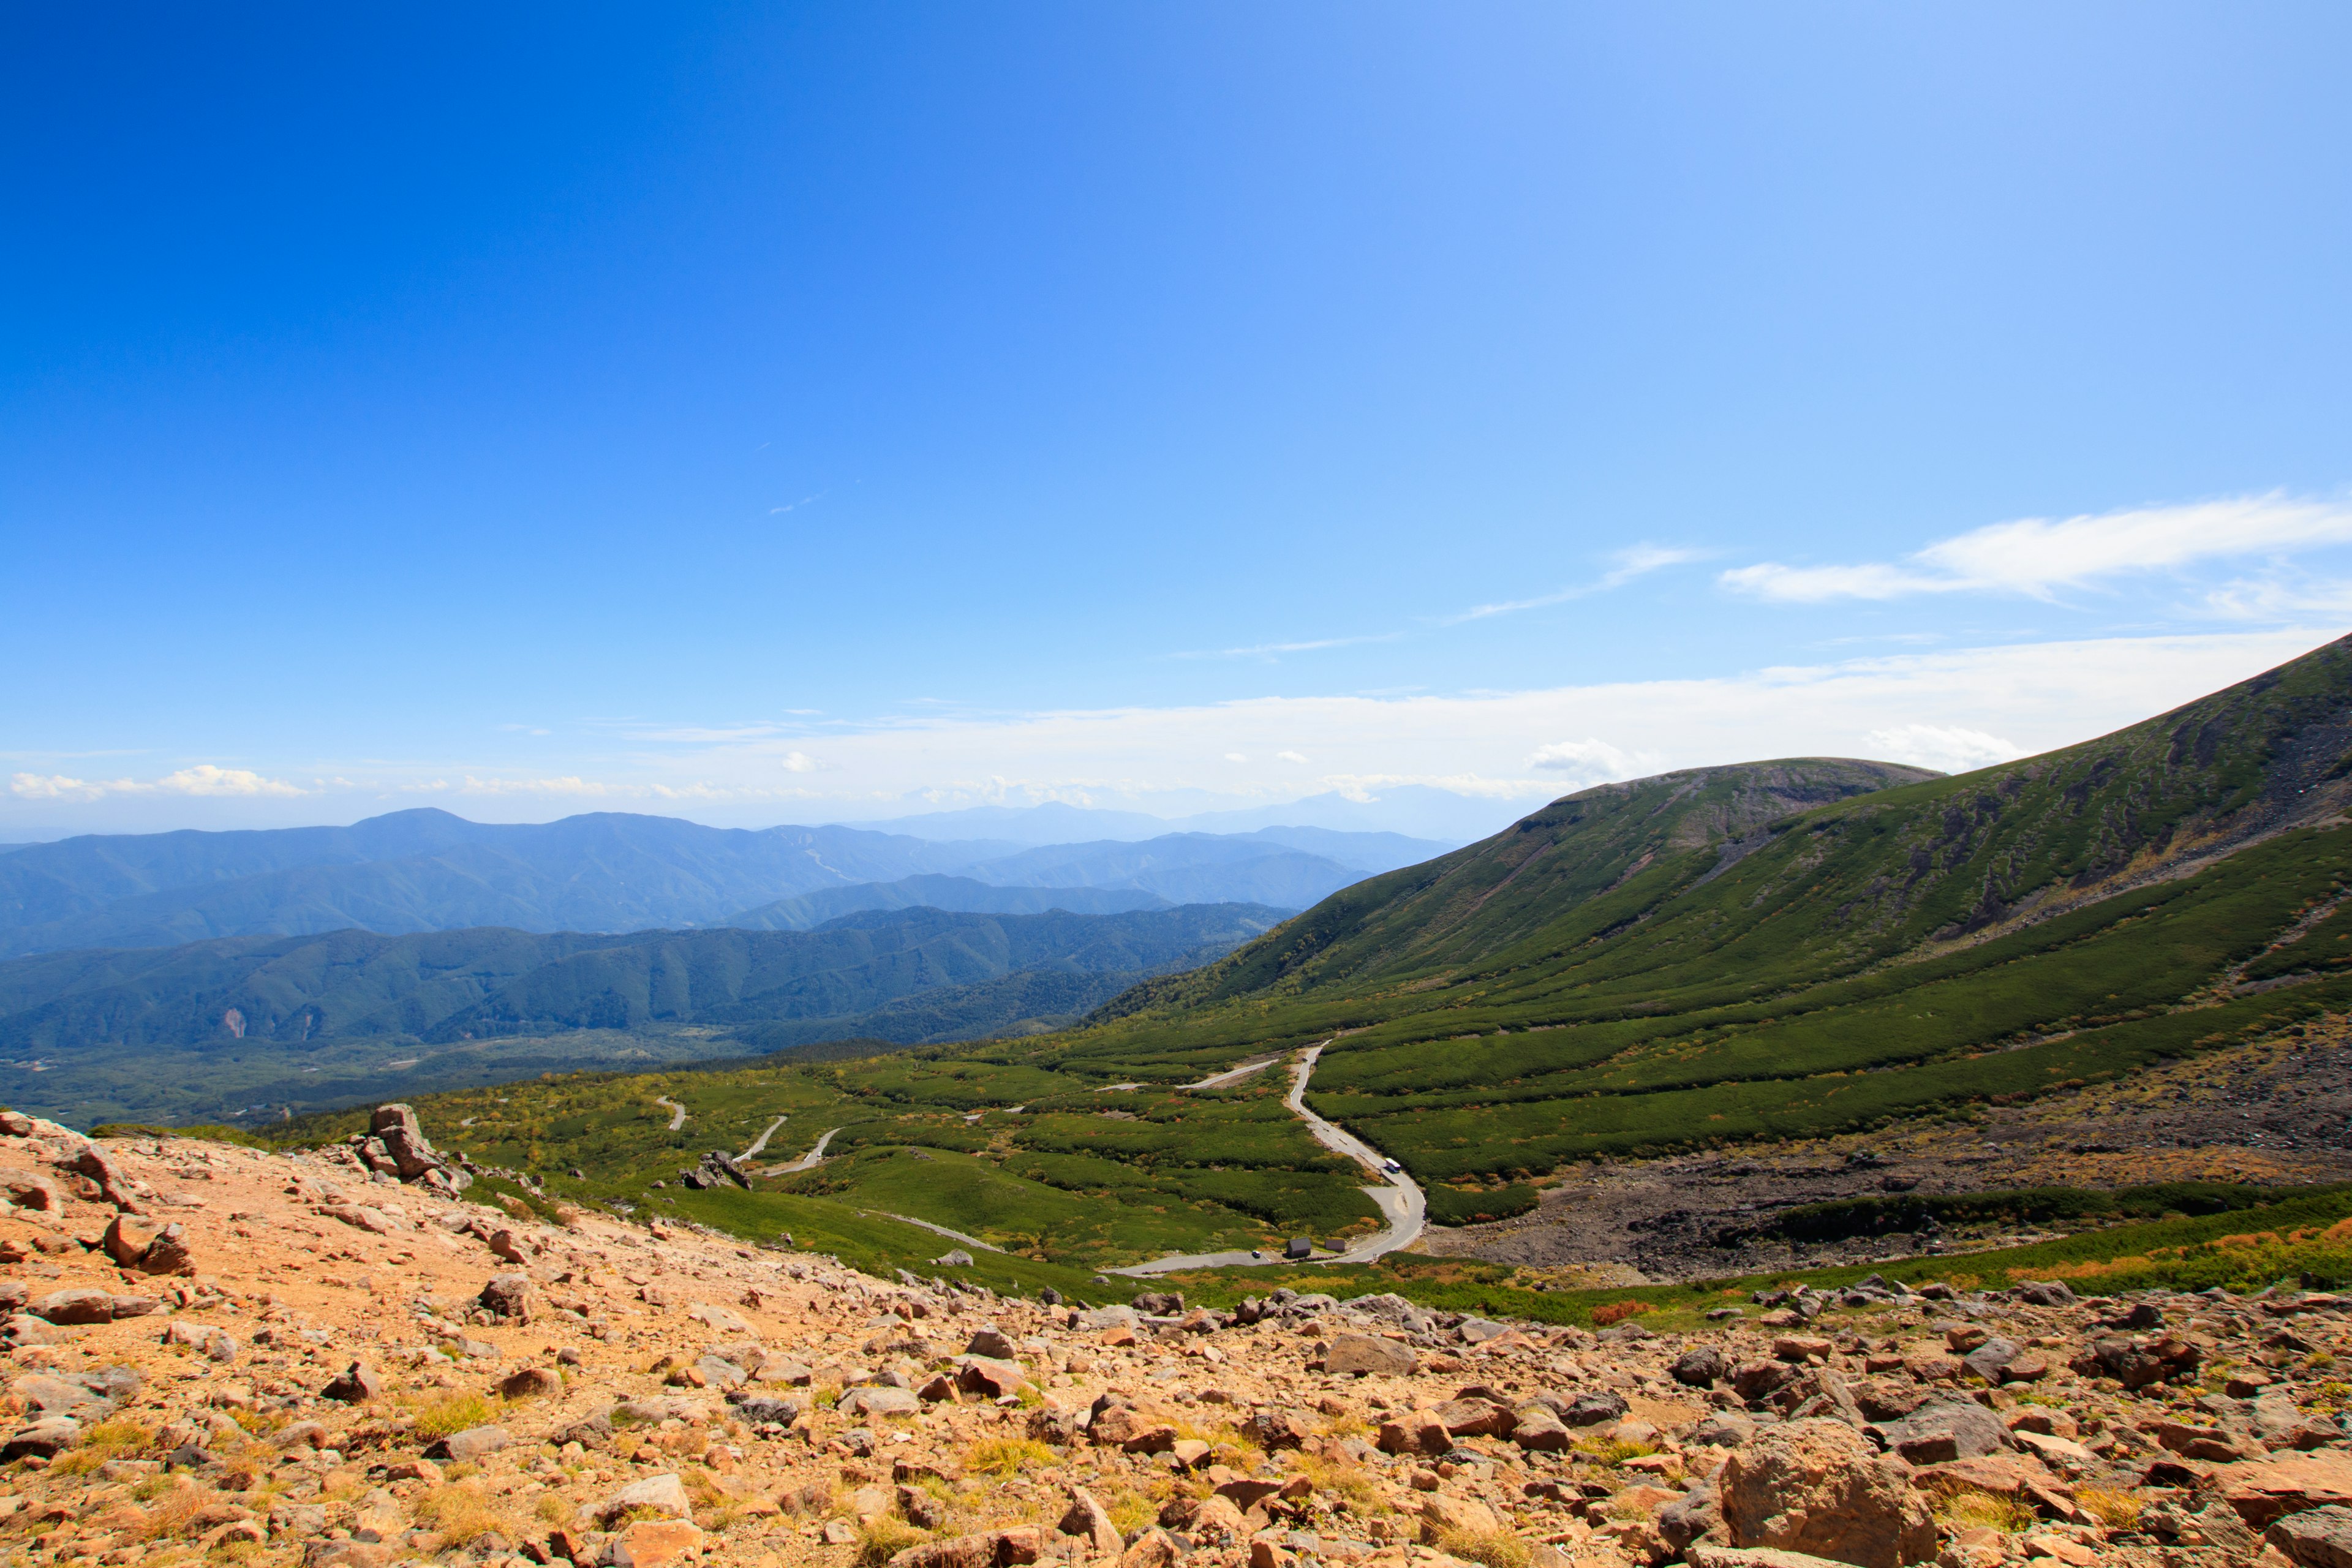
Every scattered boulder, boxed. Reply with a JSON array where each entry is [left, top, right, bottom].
[[1868, 1398, 2011, 1464], [1057, 1488, 1123, 1557], [2269, 1505, 2352, 1568], [1718, 1417, 1936, 1568], [1325, 1332, 1417, 1376], [1675, 1344, 1730, 1387], [478, 1273, 532, 1323], [2221, 1452, 2352, 1529]]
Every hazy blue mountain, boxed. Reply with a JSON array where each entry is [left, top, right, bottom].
[[728, 874, 1170, 930], [0, 903, 1287, 1126], [858, 788, 1504, 846], [0, 810, 1017, 959], [0, 807, 1445, 960], [0, 903, 1279, 1052], [957, 834, 1407, 908]]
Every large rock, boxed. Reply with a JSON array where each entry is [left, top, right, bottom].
[[2269, 1505, 2352, 1568], [609, 1520, 703, 1568], [1325, 1332, 1416, 1376], [31, 1287, 117, 1325], [600, 1472, 694, 1523], [1433, 1398, 1515, 1438], [478, 1273, 532, 1322], [1511, 1404, 1572, 1452], [1676, 1345, 1731, 1387], [425, 1424, 509, 1462], [1419, 1493, 1502, 1542], [1719, 1417, 1936, 1567], [957, 1356, 1028, 1400], [72, 1146, 145, 1213], [320, 1362, 383, 1403], [370, 1104, 442, 1180], [2222, 1453, 2352, 1529], [0, 1167, 64, 1212], [840, 1385, 922, 1419], [1057, 1488, 1123, 1557], [2070, 1332, 2199, 1389], [1867, 1399, 2010, 1464]]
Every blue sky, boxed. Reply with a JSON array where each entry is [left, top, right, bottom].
[[6, 4, 2351, 837]]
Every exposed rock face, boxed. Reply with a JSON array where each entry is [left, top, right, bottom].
[[1325, 1332, 1416, 1376], [2270, 1504, 2352, 1567], [347, 1103, 471, 1191], [1719, 1417, 1937, 1567]]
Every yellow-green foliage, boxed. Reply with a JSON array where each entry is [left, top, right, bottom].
[[963, 1436, 1056, 1477], [405, 1392, 500, 1439]]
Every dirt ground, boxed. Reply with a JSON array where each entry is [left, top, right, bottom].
[[1418, 1017, 2352, 1283]]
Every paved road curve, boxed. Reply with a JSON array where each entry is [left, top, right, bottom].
[[766, 1126, 840, 1174], [653, 1096, 687, 1131], [1111, 1041, 1426, 1276], [737, 1114, 789, 1161]]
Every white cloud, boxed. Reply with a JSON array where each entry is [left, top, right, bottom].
[[1723, 494, 2352, 603], [10, 774, 96, 801], [13, 628, 2334, 833], [10, 765, 303, 801], [457, 775, 613, 796], [1525, 738, 1661, 788], [782, 751, 818, 773], [1864, 724, 2025, 774], [1446, 544, 1704, 624], [1224, 752, 1249, 763]]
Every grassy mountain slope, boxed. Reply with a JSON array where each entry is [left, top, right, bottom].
[[104, 635, 2352, 1286], [1055, 631, 2352, 1180]]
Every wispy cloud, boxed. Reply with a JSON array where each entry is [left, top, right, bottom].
[[1722, 494, 2352, 604], [10, 764, 306, 801], [1441, 544, 1704, 624], [1182, 545, 1703, 659], [1172, 633, 1401, 661]]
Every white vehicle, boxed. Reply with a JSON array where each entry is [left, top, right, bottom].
[[1381, 1157, 1401, 1173]]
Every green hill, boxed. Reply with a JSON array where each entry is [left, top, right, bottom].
[[246, 633, 2352, 1288]]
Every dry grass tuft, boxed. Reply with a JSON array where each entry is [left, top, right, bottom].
[[412, 1481, 512, 1546], [48, 1417, 153, 1476], [404, 1392, 500, 1439], [856, 1517, 928, 1567], [1438, 1528, 1530, 1568], [963, 1436, 1055, 1477], [2075, 1486, 2144, 1531], [1934, 1488, 2037, 1533]]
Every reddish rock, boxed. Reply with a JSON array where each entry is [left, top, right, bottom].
[[1719, 1417, 1936, 1568]]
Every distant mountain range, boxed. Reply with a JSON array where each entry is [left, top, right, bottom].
[[853, 786, 1515, 846], [0, 902, 1288, 1125], [0, 809, 1448, 959]]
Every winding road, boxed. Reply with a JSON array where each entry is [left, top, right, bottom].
[[737, 1114, 789, 1161], [653, 1096, 687, 1131], [1110, 1041, 1426, 1276], [767, 1126, 841, 1174], [862, 1209, 1005, 1255], [1178, 1056, 1281, 1092]]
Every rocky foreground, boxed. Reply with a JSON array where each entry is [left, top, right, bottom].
[[1, 1112, 2350, 1568]]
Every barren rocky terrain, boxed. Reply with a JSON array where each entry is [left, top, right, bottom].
[[1421, 1024, 2352, 1284], [0, 1108, 2350, 1568]]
